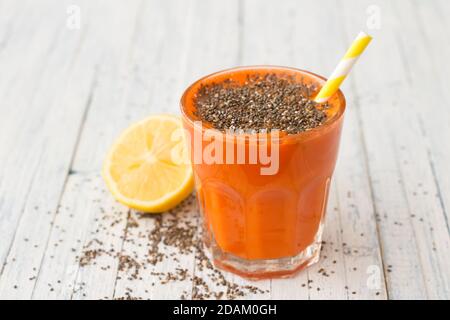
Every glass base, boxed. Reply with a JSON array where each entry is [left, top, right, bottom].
[[208, 238, 322, 280]]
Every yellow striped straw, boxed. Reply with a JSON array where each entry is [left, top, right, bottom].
[[315, 31, 372, 103]]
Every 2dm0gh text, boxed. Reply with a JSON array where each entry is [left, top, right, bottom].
[[172, 304, 277, 317]]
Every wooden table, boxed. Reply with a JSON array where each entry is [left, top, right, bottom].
[[0, 0, 449, 300]]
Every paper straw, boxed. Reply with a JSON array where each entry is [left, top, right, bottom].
[[314, 31, 372, 103]]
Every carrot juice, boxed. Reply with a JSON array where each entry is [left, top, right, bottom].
[[180, 66, 345, 279]]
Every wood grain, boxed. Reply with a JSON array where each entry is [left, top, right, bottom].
[[0, 0, 448, 300]]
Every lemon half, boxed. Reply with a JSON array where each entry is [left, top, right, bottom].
[[103, 114, 194, 213]]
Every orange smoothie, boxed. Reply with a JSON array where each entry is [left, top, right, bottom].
[[180, 66, 345, 278]]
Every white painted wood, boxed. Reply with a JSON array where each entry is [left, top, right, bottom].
[[339, 0, 428, 299], [110, 0, 267, 300], [403, 0, 450, 231], [0, 0, 143, 299], [32, 173, 122, 300], [307, 184, 349, 300], [389, 0, 450, 298], [295, 0, 387, 300], [66, 0, 197, 300], [0, 0, 75, 270], [340, 0, 450, 299], [35, 0, 146, 300], [70, 174, 129, 300], [0, 0, 448, 300], [110, 0, 200, 300], [293, 0, 388, 300], [395, 0, 450, 226], [0, 0, 96, 299], [241, 0, 386, 299]]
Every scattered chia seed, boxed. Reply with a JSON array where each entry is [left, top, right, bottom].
[[79, 249, 103, 267], [76, 193, 267, 300], [194, 73, 329, 134], [118, 254, 141, 279]]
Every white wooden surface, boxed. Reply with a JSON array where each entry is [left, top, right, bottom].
[[0, 0, 449, 300]]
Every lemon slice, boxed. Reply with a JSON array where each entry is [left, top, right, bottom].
[[103, 114, 194, 213]]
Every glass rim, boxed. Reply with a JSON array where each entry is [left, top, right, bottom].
[[180, 65, 346, 142]]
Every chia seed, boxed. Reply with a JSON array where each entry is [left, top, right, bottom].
[[77, 193, 267, 300], [194, 73, 329, 134]]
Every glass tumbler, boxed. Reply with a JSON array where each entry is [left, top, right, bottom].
[[180, 66, 345, 279]]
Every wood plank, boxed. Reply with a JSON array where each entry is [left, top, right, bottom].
[[70, 0, 198, 300], [0, 3, 142, 298], [242, 0, 386, 299], [0, 0, 68, 139], [324, 0, 387, 299], [339, 0, 450, 299], [397, 0, 450, 229], [389, 0, 450, 298], [29, 0, 144, 300], [32, 173, 122, 299], [112, 200, 198, 300], [0, 0, 71, 240], [111, 0, 267, 300], [0, 0, 96, 299], [70, 174, 129, 300], [69, 0, 270, 300], [307, 184, 348, 300], [1, 0, 447, 300], [294, 0, 386, 300]]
